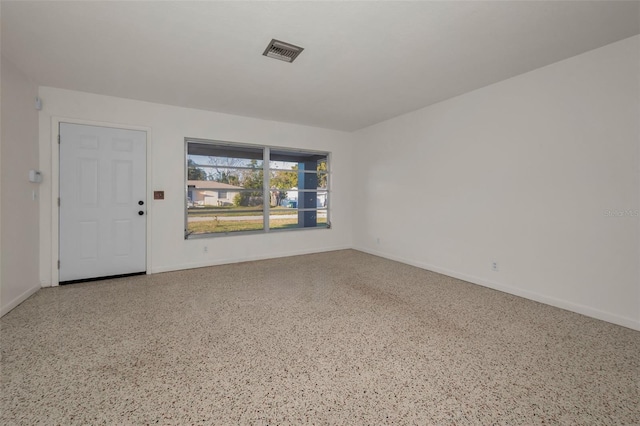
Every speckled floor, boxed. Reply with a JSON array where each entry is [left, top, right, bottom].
[[1, 250, 639, 425]]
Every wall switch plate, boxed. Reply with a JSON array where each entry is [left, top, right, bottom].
[[29, 170, 43, 183]]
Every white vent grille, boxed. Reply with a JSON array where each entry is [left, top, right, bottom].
[[263, 39, 304, 63]]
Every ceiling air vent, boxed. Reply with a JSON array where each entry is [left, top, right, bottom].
[[262, 39, 304, 63]]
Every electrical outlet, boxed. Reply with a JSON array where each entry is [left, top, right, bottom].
[[376, 237, 380, 244], [203, 246, 208, 253], [491, 260, 499, 272]]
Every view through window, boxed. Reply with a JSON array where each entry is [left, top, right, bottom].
[[185, 140, 329, 237]]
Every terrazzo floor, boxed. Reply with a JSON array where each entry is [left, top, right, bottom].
[[1, 250, 639, 425]]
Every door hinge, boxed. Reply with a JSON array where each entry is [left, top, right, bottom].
[[57, 197, 60, 207], [58, 135, 60, 144], [57, 260, 60, 270]]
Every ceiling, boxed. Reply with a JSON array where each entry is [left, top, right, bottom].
[[2, 1, 639, 131]]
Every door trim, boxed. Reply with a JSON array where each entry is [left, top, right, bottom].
[[51, 117, 153, 286]]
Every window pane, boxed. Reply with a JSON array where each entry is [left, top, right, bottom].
[[187, 199, 265, 235], [270, 149, 326, 166], [187, 144, 263, 182], [317, 171, 328, 190], [316, 191, 328, 208], [270, 168, 328, 194], [188, 143, 263, 162], [188, 188, 264, 235], [189, 155, 263, 169], [270, 170, 298, 194], [269, 208, 328, 230], [269, 160, 298, 171], [187, 206, 265, 235]]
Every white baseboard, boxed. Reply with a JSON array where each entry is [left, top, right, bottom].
[[150, 245, 352, 274], [354, 246, 640, 332], [1, 285, 40, 317]]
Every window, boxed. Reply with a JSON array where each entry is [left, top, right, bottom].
[[185, 139, 330, 238]]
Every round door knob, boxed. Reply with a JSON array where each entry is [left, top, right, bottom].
[[138, 211, 144, 216], [138, 201, 144, 205]]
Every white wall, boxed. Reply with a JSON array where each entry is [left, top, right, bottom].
[[353, 36, 640, 330], [1, 57, 41, 316], [38, 88, 353, 286]]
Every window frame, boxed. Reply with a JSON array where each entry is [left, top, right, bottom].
[[184, 138, 331, 239]]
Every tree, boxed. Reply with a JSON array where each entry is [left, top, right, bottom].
[[241, 160, 263, 189], [233, 160, 263, 207], [318, 160, 327, 188], [218, 171, 240, 186], [270, 165, 298, 206], [187, 159, 207, 180]]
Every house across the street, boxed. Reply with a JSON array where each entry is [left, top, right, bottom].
[[187, 180, 243, 206]]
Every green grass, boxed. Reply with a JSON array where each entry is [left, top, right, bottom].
[[188, 216, 327, 234], [189, 219, 265, 233], [187, 206, 296, 217]]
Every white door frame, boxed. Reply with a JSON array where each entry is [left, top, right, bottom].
[[50, 117, 153, 286]]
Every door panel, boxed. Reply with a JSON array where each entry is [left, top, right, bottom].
[[59, 123, 146, 282], [113, 160, 132, 204], [79, 221, 98, 259], [79, 158, 99, 206], [114, 219, 132, 256]]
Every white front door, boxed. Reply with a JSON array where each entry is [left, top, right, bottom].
[[59, 123, 146, 282]]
